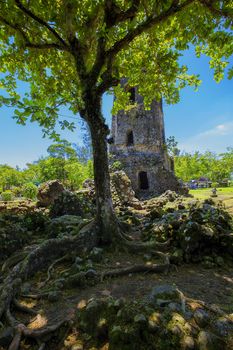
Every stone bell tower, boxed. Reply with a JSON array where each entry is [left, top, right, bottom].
[[109, 86, 181, 197]]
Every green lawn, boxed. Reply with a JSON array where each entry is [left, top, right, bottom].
[[189, 187, 233, 215]]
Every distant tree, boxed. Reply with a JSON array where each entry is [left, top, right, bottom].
[[0, 165, 23, 190], [37, 157, 68, 183], [165, 136, 180, 157], [175, 148, 233, 182], [47, 140, 77, 160]]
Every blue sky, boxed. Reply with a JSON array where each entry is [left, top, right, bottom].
[[0, 50, 232, 168]]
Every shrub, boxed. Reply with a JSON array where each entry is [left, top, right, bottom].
[[22, 182, 38, 200], [12, 186, 22, 197], [111, 161, 123, 171], [1, 190, 14, 201]]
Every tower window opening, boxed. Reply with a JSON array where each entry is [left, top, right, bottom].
[[139, 171, 149, 190], [129, 87, 136, 103], [126, 130, 134, 146]]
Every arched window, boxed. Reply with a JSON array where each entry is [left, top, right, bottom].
[[128, 87, 136, 103], [126, 130, 134, 146], [138, 171, 149, 190]]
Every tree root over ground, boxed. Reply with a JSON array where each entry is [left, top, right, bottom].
[[0, 230, 98, 350], [0, 221, 173, 350]]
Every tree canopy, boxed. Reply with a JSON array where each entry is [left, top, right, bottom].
[[0, 0, 232, 133], [175, 147, 233, 182]]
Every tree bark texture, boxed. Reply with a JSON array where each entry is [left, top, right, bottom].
[[83, 93, 118, 244]]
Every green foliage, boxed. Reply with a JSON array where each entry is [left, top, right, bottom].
[[0, 0, 232, 136], [47, 139, 77, 160], [211, 182, 218, 188], [0, 165, 24, 190], [175, 148, 233, 182], [111, 161, 123, 171], [165, 136, 180, 157], [1, 190, 13, 201], [22, 182, 38, 199]]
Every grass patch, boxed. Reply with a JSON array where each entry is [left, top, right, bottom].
[[189, 187, 233, 215]]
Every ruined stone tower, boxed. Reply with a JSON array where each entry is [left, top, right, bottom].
[[109, 86, 181, 198]]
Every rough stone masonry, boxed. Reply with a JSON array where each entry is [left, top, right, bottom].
[[109, 86, 182, 198]]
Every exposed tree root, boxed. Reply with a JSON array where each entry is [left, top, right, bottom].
[[8, 320, 70, 350], [0, 217, 175, 349], [101, 263, 170, 280], [13, 298, 37, 315], [0, 230, 98, 349], [2, 251, 30, 273], [20, 293, 49, 300], [39, 253, 71, 288], [114, 227, 171, 253]]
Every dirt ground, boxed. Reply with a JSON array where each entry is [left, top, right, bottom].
[[17, 253, 233, 331]]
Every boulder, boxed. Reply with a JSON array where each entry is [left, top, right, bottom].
[[147, 284, 181, 306], [46, 215, 83, 238], [50, 190, 87, 218], [193, 309, 210, 327], [37, 180, 64, 207]]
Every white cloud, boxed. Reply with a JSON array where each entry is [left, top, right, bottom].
[[179, 121, 233, 153], [198, 122, 233, 137]]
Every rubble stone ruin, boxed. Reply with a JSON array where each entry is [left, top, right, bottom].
[[109, 85, 182, 198]]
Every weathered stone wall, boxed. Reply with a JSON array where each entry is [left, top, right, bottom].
[[110, 87, 181, 197], [111, 100, 166, 155]]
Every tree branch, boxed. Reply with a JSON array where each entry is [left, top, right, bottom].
[[25, 42, 65, 50], [0, 15, 28, 41], [14, 0, 69, 49], [0, 15, 68, 51], [106, 0, 195, 59], [104, 0, 141, 28], [199, 0, 233, 20], [96, 75, 120, 95]]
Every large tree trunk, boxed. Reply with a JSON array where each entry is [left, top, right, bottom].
[[83, 93, 118, 244]]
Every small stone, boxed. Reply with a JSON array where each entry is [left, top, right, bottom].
[[194, 309, 210, 327], [89, 247, 103, 262], [197, 330, 220, 350], [214, 256, 224, 267], [134, 314, 147, 324], [148, 312, 161, 333], [213, 317, 233, 336], [168, 302, 181, 312], [71, 341, 83, 350], [181, 335, 195, 350], [75, 256, 83, 264], [109, 325, 122, 343], [85, 269, 97, 278], [171, 325, 183, 336], [148, 284, 180, 305]]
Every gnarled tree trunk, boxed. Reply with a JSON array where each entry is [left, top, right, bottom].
[[82, 92, 119, 244]]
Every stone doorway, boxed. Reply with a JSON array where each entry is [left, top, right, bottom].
[[138, 171, 149, 190]]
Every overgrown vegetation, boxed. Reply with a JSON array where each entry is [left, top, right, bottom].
[[173, 147, 233, 183], [0, 140, 93, 199]]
